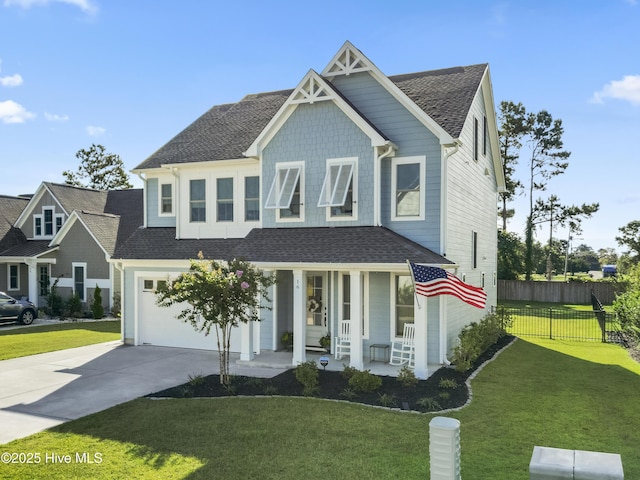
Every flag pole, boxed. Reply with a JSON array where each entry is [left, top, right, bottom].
[[406, 259, 422, 310]]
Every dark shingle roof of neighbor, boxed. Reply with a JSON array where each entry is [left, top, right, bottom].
[[0, 195, 29, 251], [113, 226, 453, 266], [134, 63, 487, 170], [0, 240, 55, 257]]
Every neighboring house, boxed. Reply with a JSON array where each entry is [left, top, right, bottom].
[[113, 41, 505, 378], [0, 194, 30, 294], [0, 182, 142, 312]]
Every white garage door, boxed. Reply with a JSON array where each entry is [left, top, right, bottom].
[[138, 278, 242, 352]]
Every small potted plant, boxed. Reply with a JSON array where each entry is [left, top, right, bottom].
[[319, 334, 331, 352], [281, 331, 293, 351]]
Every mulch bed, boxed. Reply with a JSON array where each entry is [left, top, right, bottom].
[[148, 335, 515, 413]]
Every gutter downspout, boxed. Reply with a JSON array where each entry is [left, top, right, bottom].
[[170, 167, 180, 239], [440, 140, 461, 365], [374, 143, 395, 226]]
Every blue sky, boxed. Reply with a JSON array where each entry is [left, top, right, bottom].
[[0, 0, 638, 253]]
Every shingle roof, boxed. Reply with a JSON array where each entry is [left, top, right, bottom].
[[113, 227, 241, 260], [389, 64, 487, 138], [76, 211, 121, 255], [113, 226, 453, 266], [45, 183, 108, 214], [133, 63, 486, 170], [0, 240, 55, 257], [0, 195, 29, 251]]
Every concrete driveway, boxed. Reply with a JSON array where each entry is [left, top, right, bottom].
[[0, 341, 283, 444]]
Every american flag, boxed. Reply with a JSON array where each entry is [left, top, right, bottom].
[[408, 262, 487, 309]]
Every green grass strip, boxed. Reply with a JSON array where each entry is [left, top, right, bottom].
[[0, 321, 120, 360]]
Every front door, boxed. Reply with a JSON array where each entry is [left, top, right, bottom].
[[305, 273, 327, 348]]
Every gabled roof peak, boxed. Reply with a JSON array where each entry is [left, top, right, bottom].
[[322, 41, 374, 77]]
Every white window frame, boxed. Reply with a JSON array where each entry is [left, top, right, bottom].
[[391, 156, 426, 221], [72, 262, 87, 301], [390, 273, 414, 340], [189, 179, 207, 223], [215, 177, 234, 223], [243, 175, 260, 222], [8, 264, 19, 291], [33, 207, 65, 239], [265, 162, 304, 222], [318, 157, 358, 221], [39, 265, 50, 296], [338, 272, 369, 339], [158, 181, 174, 216]]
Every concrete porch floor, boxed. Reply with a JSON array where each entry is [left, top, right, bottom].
[[236, 349, 442, 378]]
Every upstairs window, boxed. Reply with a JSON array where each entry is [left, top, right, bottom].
[[160, 183, 173, 215], [483, 116, 488, 156], [392, 156, 425, 220], [318, 158, 356, 219], [244, 176, 260, 221], [190, 179, 206, 222], [33, 207, 64, 239], [216, 178, 234, 222], [265, 163, 303, 221], [473, 117, 479, 161]]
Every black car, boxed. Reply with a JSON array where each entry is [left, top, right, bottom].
[[0, 291, 38, 325]]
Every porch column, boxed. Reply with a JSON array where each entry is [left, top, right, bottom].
[[349, 270, 363, 370], [414, 294, 429, 379], [292, 269, 306, 365], [239, 318, 254, 362], [26, 260, 38, 307]]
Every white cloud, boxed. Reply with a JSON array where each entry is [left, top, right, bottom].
[[86, 125, 105, 136], [0, 100, 36, 124], [0, 73, 23, 87], [3, 0, 98, 14], [591, 75, 640, 105], [44, 112, 69, 122]]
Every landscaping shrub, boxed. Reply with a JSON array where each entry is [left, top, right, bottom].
[[44, 278, 64, 317], [91, 285, 104, 319], [397, 365, 418, 387], [438, 378, 458, 389], [613, 289, 640, 342], [348, 369, 382, 392], [417, 397, 441, 411], [111, 292, 122, 317], [295, 360, 319, 396], [66, 292, 83, 318], [378, 393, 396, 408], [341, 365, 359, 380], [451, 310, 511, 372]]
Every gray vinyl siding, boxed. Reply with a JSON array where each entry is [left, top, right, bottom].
[[52, 222, 108, 279], [261, 102, 374, 228], [21, 191, 65, 238], [332, 72, 442, 249], [146, 178, 176, 227]]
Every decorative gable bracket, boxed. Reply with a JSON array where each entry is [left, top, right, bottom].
[[322, 41, 373, 77]]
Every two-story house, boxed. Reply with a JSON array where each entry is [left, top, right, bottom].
[[0, 182, 142, 312], [113, 42, 505, 378]]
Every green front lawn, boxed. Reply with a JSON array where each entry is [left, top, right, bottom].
[[2, 336, 638, 479], [0, 321, 121, 361]]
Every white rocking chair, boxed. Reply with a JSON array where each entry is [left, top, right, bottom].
[[389, 323, 415, 368], [334, 320, 351, 360]]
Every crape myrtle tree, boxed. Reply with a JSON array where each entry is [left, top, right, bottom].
[[155, 254, 276, 385], [63, 143, 133, 190]]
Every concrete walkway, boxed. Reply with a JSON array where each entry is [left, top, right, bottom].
[[0, 341, 285, 445]]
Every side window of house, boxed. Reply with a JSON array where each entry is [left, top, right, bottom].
[[73, 264, 85, 301], [39, 266, 49, 296], [483, 115, 488, 156], [264, 163, 303, 221], [473, 117, 479, 161], [160, 183, 173, 215], [244, 176, 260, 221], [8, 264, 19, 290], [392, 156, 425, 220], [216, 177, 234, 222], [395, 275, 414, 337], [190, 179, 206, 222], [318, 158, 356, 219], [472, 230, 478, 269]]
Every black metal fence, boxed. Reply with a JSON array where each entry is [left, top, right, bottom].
[[503, 307, 619, 343]]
